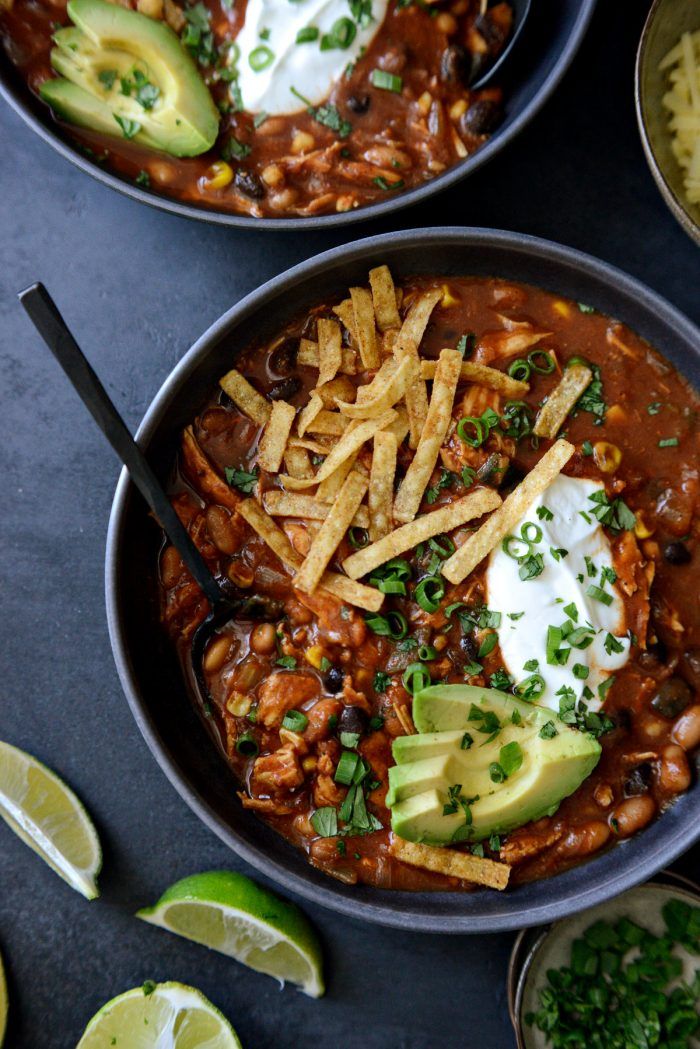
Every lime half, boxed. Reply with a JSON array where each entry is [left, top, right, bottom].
[[137, 871, 324, 998], [0, 948, 7, 1047], [77, 981, 241, 1048], [0, 740, 101, 899]]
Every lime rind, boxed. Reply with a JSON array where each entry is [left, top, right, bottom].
[[0, 740, 101, 899], [76, 980, 242, 1048], [137, 870, 324, 998]]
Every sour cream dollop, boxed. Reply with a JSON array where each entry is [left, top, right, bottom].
[[235, 0, 389, 115], [486, 475, 631, 713]]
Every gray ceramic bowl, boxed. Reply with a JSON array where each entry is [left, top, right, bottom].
[[635, 0, 700, 245], [0, 0, 595, 230], [106, 227, 700, 932]]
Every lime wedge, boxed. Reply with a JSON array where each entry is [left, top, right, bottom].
[[137, 871, 325, 998], [0, 740, 101, 899], [76, 981, 241, 1048], [0, 948, 7, 1047]]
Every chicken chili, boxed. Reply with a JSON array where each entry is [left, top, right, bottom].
[[159, 267, 700, 892], [1, 0, 512, 218]]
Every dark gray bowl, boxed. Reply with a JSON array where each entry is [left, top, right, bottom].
[[1, 0, 595, 230], [106, 227, 700, 932]]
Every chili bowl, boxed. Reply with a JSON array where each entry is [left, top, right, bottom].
[[106, 227, 700, 932], [1, 0, 594, 230]]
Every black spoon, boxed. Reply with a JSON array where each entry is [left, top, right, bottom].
[[18, 281, 271, 702], [469, 0, 531, 90]]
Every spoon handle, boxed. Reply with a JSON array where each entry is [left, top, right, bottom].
[[18, 282, 224, 610]]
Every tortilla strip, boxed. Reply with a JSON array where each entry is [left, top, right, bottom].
[[263, 490, 370, 529], [237, 499, 383, 611], [369, 264, 401, 332], [298, 338, 358, 375], [316, 317, 343, 387], [420, 359, 529, 398], [393, 289, 442, 448], [533, 364, 593, 439], [343, 488, 502, 580], [219, 368, 271, 426], [316, 451, 359, 503], [333, 298, 357, 343], [392, 700, 416, 735], [336, 356, 416, 419], [287, 436, 333, 454], [393, 348, 463, 523], [385, 405, 410, 446], [297, 393, 324, 438], [256, 400, 296, 474], [368, 431, 397, 541], [317, 376, 356, 407], [284, 445, 314, 479], [350, 286, 380, 369], [279, 409, 397, 490], [182, 426, 239, 511], [304, 410, 350, 436], [293, 471, 369, 593], [390, 837, 510, 891], [442, 439, 575, 584]]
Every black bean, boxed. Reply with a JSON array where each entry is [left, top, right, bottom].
[[460, 99, 504, 136], [651, 676, 692, 719], [680, 647, 700, 689], [338, 704, 368, 737], [624, 763, 652, 797], [638, 639, 668, 670], [460, 633, 478, 661], [234, 169, 265, 200], [325, 666, 345, 694], [347, 94, 370, 114], [269, 338, 298, 377], [663, 540, 691, 565], [268, 377, 301, 401], [440, 44, 471, 85], [474, 12, 509, 51]]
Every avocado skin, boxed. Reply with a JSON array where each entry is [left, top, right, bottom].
[[390, 684, 601, 845], [40, 0, 219, 157]]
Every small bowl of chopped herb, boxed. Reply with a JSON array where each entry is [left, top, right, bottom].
[[509, 871, 700, 1048], [635, 0, 700, 246]]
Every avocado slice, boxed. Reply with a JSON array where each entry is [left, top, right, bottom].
[[40, 0, 219, 157], [389, 684, 601, 845]]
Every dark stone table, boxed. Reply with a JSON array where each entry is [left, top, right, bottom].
[[1, 2, 698, 1046]]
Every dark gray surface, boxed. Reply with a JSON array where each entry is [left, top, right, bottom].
[[0, 2, 698, 1047]]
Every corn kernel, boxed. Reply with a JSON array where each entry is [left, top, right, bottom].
[[634, 511, 655, 539], [302, 756, 317, 773], [593, 441, 622, 474], [305, 645, 326, 669], [261, 163, 284, 187], [435, 11, 457, 33], [441, 283, 459, 308], [291, 130, 315, 155], [605, 404, 626, 425], [449, 99, 468, 121], [336, 194, 356, 212], [417, 91, 433, 116], [226, 691, 252, 717], [642, 539, 660, 560], [451, 129, 467, 158], [201, 160, 233, 191], [552, 299, 571, 318]]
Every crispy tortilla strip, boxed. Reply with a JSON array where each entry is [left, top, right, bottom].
[[337, 356, 416, 419], [284, 445, 314, 479], [369, 264, 401, 332], [316, 451, 359, 503], [316, 317, 343, 387], [442, 439, 575, 584], [280, 409, 397, 490], [393, 289, 442, 448], [317, 376, 356, 407], [350, 286, 380, 369], [288, 436, 333, 454], [390, 837, 510, 891], [305, 410, 350, 436], [263, 490, 370, 529], [420, 358, 529, 398], [333, 298, 357, 343], [257, 400, 296, 474], [297, 393, 324, 438], [293, 471, 369, 594], [385, 405, 410, 446], [182, 426, 239, 511], [368, 431, 397, 541], [394, 348, 463, 523], [392, 700, 416, 736], [343, 488, 501, 579], [219, 368, 271, 426], [298, 338, 358, 375], [237, 498, 383, 611], [533, 364, 593, 439]]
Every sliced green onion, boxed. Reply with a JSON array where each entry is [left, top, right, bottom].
[[334, 750, 360, 785], [348, 526, 369, 548], [566, 355, 591, 369], [281, 709, 308, 733], [370, 68, 403, 92], [415, 574, 445, 613], [365, 610, 408, 640], [528, 349, 555, 374], [402, 662, 431, 694], [521, 521, 543, 544], [249, 45, 275, 71], [457, 416, 484, 447], [508, 358, 531, 382], [502, 535, 531, 560], [417, 644, 437, 662], [514, 674, 545, 701], [296, 26, 319, 42], [586, 584, 613, 606], [428, 535, 455, 558], [321, 16, 356, 49], [235, 732, 259, 757]]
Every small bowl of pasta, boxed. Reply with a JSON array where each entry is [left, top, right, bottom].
[[636, 0, 700, 246]]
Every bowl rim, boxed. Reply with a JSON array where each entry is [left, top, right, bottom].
[[634, 0, 700, 247], [0, 0, 596, 231], [105, 226, 700, 932]]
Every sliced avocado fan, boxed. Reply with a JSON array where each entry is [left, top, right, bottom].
[[40, 0, 219, 157], [388, 684, 601, 846]]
